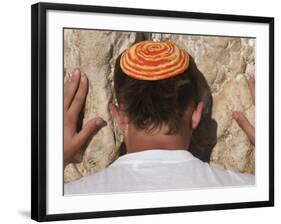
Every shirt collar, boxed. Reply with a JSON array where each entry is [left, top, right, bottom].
[[111, 149, 197, 165]]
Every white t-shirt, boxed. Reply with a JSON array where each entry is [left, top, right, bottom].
[[64, 149, 254, 195]]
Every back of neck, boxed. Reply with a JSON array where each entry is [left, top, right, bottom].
[[125, 124, 192, 154]]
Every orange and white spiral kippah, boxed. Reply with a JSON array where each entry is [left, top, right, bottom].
[[120, 40, 190, 80]]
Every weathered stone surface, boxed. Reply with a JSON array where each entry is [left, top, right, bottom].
[[64, 30, 255, 182], [168, 35, 255, 174], [63, 29, 144, 182]]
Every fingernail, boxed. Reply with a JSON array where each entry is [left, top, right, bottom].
[[232, 111, 239, 120], [250, 77, 255, 84], [81, 74, 87, 82], [95, 118, 107, 127], [73, 68, 80, 77], [66, 72, 71, 81]]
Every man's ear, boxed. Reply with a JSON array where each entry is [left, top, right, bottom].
[[191, 101, 204, 130], [109, 103, 128, 132]]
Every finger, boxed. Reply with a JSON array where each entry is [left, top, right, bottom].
[[64, 68, 81, 111], [75, 117, 107, 146], [232, 111, 255, 145], [68, 74, 88, 122], [247, 76, 255, 105]]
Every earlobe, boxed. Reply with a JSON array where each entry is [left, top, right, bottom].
[[191, 101, 204, 129], [109, 103, 128, 133], [109, 103, 121, 126], [109, 103, 118, 121]]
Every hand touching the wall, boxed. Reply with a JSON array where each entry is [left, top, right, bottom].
[[232, 76, 255, 145], [64, 68, 107, 164]]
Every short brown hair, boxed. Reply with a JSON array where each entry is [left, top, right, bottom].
[[113, 53, 198, 134]]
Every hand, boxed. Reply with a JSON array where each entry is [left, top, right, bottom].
[[64, 68, 107, 164], [232, 76, 255, 145]]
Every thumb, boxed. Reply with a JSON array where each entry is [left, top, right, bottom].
[[76, 117, 107, 146], [232, 111, 255, 145]]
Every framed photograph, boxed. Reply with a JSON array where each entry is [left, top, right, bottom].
[[31, 2, 274, 222]]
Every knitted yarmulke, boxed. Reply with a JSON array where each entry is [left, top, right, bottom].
[[120, 40, 189, 80]]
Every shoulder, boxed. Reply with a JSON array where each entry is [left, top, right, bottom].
[[64, 162, 132, 195], [64, 168, 111, 195], [197, 160, 255, 186]]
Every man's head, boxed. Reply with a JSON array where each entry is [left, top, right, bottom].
[[109, 40, 204, 152]]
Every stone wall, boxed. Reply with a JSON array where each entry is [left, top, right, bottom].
[[63, 29, 255, 183]]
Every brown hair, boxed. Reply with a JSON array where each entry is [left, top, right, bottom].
[[113, 52, 198, 135]]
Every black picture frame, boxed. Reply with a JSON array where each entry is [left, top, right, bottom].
[[31, 2, 274, 222]]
